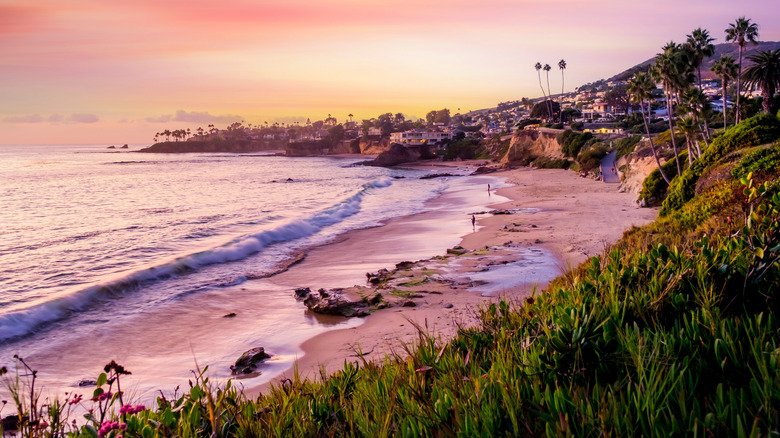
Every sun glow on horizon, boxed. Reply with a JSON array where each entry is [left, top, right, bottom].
[[1, 0, 779, 144]]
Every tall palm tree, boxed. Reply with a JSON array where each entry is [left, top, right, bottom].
[[652, 42, 692, 176], [676, 116, 700, 163], [534, 62, 549, 120], [558, 59, 567, 123], [726, 17, 759, 123], [627, 72, 670, 184], [543, 64, 554, 119], [686, 28, 715, 91], [348, 113, 354, 123], [711, 55, 738, 128], [743, 49, 780, 114], [680, 87, 711, 152]]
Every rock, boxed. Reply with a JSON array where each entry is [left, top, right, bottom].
[[1, 415, 20, 432], [230, 347, 270, 375], [366, 268, 390, 285], [471, 166, 496, 175], [223, 312, 237, 318], [121, 144, 129, 149], [294, 287, 311, 300], [443, 303, 454, 309], [286, 178, 294, 182], [419, 173, 456, 180], [77, 378, 97, 387], [107, 145, 116, 149], [447, 246, 467, 256], [294, 288, 371, 317], [395, 261, 414, 270], [363, 144, 417, 167], [402, 300, 417, 307]]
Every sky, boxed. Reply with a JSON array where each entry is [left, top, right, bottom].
[[1, 0, 779, 145]]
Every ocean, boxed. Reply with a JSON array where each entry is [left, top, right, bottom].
[[0, 144, 497, 398]]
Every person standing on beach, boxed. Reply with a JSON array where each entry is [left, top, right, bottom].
[[487, 184, 491, 196], [471, 214, 476, 230]]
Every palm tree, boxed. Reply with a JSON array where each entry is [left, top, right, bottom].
[[534, 62, 549, 119], [743, 49, 780, 114], [682, 87, 712, 150], [652, 42, 693, 176], [348, 113, 354, 123], [558, 59, 567, 123], [711, 55, 738, 128], [627, 72, 671, 184], [726, 17, 759, 123], [686, 28, 715, 91], [676, 116, 700, 163], [543, 64, 554, 119]]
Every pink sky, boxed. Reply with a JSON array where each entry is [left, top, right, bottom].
[[1, 0, 779, 145]]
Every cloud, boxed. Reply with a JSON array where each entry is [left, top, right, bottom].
[[48, 114, 63, 122], [66, 113, 99, 123], [146, 110, 243, 124], [3, 114, 45, 123]]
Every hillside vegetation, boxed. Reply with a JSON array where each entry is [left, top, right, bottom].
[[3, 114, 780, 437]]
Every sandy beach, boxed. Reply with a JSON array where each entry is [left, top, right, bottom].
[[245, 163, 657, 396]]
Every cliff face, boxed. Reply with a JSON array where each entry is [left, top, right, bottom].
[[286, 139, 360, 156], [500, 130, 565, 165], [360, 138, 392, 155], [616, 139, 662, 195], [138, 140, 271, 153]]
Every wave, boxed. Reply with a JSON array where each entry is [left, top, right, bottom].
[[0, 177, 393, 343]]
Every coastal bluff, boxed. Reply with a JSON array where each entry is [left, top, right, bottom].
[[138, 140, 272, 154]]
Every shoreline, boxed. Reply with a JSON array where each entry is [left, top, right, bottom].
[[244, 163, 657, 396]]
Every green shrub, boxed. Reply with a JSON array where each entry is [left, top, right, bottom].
[[577, 143, 607, 171], [557, 130, 593, 158], [659, 114, 780, 216], [731, 142, 780, 180], [533, 156, 571, 169], [443, 139, 488, 161], [638, 152, 687, 206], [615, 135, 641, 157]]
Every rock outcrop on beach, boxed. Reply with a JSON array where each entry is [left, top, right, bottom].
[[230, 347, 271, 375], [138, 140, 270, 153], [362, 143, 419, 167], [294, 287, 380, 317]]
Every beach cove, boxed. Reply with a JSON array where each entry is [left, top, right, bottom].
[[245, 162, 657, 395], [0, 150, 655, 404]]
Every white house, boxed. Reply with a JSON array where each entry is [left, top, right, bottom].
[[390, 130, 452, 145]]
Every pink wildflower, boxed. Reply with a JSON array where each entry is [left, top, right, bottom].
[[133, 405, 146, 414]]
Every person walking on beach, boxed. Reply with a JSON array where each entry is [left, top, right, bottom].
[[487, 184, 491, 196], [471, 214, 476, 230]]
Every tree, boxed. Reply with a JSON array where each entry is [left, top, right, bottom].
[[543, 64, 554, 119], [534, 62, 549, 119], [530, 100, 560, 119], [604, 85, 632, 115], [743, 49, 780, 115], [558, 59, 567, 123], [711, 55, 738, 128], [678, 87, 711, 152], [686, 28, 715, 91], [676, 116, 700, 163], [726, 17, 759, 123], [627, 72, 671, 184], [652, 42, 693, 176], [394, 113, 405, 125]]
